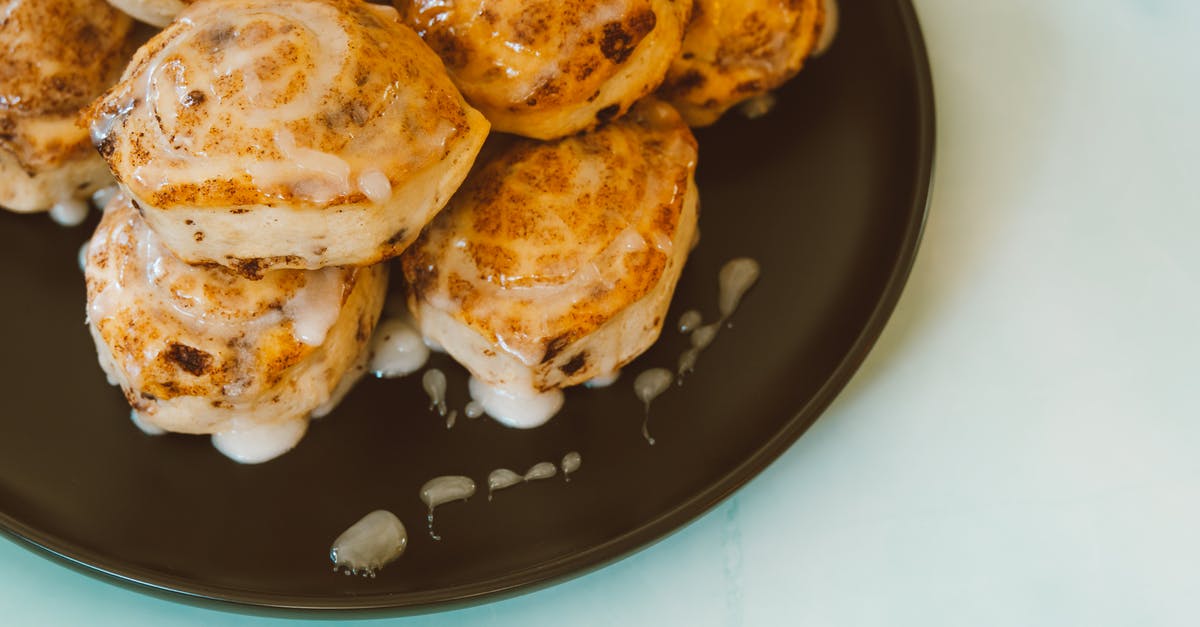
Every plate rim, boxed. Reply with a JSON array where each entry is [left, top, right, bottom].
[[0, 0, 935, 615]]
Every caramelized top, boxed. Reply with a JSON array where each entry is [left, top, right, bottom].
[[0, 0, 135, 170], [402, 99, 698, 366], [400, 0, 662, 115], [659, 0, 826, 126], [87, 0, 478, 210], [86, 195, 359, 404]]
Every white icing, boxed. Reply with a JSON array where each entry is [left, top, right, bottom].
[[312, 351, 368, 419], [561, 451, 582, 480], [211, 419, 307, 464], [634, 368, 674, 445], [814, 0, 839, 56], [91, 185, 119, 211], [584, 370, 621, 389], [422, 368, 448, 416], [678, 258, 761, 380], [464, 401, 484, 419], [357, 169, 392, 204], [691, 323, 720, 350], [369, 317, 430, 378], [419, 475, 476, 540], [468, 376, 564, 429], [487, 468, 523, 500], [738, 93, 777, 120], [130, 410, 166, 436], [285, 268, 344, 346], [49, 198, 89, 227], [330, 510, 407, 577], [678, 309, 702, 333], [718, 258, 761, 319], [77, 242, 90, 273], [523, 462, 557, 481]]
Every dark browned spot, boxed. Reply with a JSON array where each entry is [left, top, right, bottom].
[[541, 334, 571, 364], [596, 104, 620, 124], [735, 79, 763, 94], [201, 24, 236, 51], [96, 135, 116, 158], [182, 90, 206, 107], [355, 315, 369, 344], [386, 227, 408, 246], [600, 11, 657, 63], [230, 258, 263, 279], [560, 352, 588, 375], [664, 70, 706, 96], [193, 231, 205, 242], [165, 343, 213, 376], [140, 392, 157, 401]]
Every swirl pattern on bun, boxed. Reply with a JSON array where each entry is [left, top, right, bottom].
[[88, 0, 490, 275], [1, 0, 136, 213], [658, 0, 831, 127], [398, 0, 692, 140], [401, 99, 698, 392], [85, 194, 387, 439]]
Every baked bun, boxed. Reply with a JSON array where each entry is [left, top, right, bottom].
[[659, 0, 832, 126], [87, 0, 490, 275], [1, 0, 135, 213], [398, 0, 692, 139], [401, 99, 698, 395], [85, 194, 386, 443]]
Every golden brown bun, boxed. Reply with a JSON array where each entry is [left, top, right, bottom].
[[1, 0, 135, 212], [659, 0, 830, 127], [87, 0, 489, 274], [398, 0, 692, 139], [85, 194, 387, 435], [402, 99, 698, 391]]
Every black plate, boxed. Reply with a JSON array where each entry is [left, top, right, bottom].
[[0, 0, 932, 614]]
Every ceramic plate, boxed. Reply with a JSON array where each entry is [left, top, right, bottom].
[[0, 0, 933, 614]]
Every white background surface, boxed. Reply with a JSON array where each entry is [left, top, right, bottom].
[[3, 1, 1199, 624]]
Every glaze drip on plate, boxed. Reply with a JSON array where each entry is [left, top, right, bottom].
[[420, 475, 476, 540], [330, 510, 408, 577]]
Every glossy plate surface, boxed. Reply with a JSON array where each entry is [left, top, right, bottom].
[[0, 0, 932, 613]]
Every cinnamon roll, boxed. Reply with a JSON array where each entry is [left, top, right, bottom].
[[0, 0, 135, 215], [659, 0, 835, 127], [401, 99, 698, 426], [397, 0, 692, 140], [87, 0, 490, 275], [85, 194, 387, 460]]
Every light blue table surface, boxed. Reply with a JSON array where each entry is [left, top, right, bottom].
[[4, 1, 1199, 624]]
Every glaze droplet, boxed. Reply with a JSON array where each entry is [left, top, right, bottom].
[[49, 198, 89, 227], [419, 475, 476, 540], [211, 419, 307, 464], [634, 368, 674, 445], [468, 377, 564, 428], [561, 451, 582, 481], [464, 401, 484, 419], [487, 468, 523, 500], [422, 369, 448, 417], [584, 370, 621, 389], [369, 317, 430, 378], [717, 258, 761, 320], [523, 462, 557, 482], [678, 309, 703, 333], [330, 510, 407, 577], [130, 409, 165, 436]]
